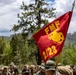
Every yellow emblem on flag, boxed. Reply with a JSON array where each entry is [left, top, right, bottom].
[[48, 31, 64, 44]]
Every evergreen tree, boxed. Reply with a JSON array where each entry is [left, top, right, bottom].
[[0, 37, 12, 64], [12, 0, 56, 64], [61, 43, 76, 65]]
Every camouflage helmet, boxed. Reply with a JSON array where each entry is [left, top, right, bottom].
[[46, 60, 56, 66], [45, 60, 56, 71]]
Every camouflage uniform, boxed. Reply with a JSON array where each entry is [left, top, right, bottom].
[[56, 66, 73, 75], [44, 60, 73, 75], [73, 67, 76, 75], [44, 60, 56, 75]]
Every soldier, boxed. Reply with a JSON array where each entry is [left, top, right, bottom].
[[13, 65, 19, 75], [41, 60, 73, 75], [36, 65, 46, 75], [8, 62, 15, 75], [44, 60, 58, 75], [22, 65, 30, 75], [1, 66, 10, 75], [73, 66, 76, 75]]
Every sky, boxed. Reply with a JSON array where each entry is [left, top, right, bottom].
[[0, 0, 76, 36]]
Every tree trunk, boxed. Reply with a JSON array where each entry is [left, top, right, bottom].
[[37, 49, 42, 65]]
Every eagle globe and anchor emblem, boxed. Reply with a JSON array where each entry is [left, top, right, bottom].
[[48, 30, 64, 44]]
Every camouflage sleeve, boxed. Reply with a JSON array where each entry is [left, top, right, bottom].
[[57, 66, 73, 75]]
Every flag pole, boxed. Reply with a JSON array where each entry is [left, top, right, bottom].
[[72, 0, 75, 12], [55, 0, 75, 68]]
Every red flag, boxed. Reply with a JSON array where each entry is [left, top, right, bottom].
[[33, 11, 72, 63]]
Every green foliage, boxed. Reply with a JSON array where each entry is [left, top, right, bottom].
[[0, 37, 12, 65], [3, 43, 12, 65], [10, 34, 25, 64], [10, 34, 37, 65], [60, 43, 76, 65], [0, 37, 6, 54]]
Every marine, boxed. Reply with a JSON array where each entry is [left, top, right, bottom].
[[40, 60, 74, 75]]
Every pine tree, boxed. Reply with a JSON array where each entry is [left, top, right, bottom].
[[12, 0, 56, 64]]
